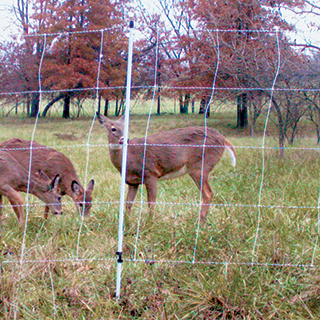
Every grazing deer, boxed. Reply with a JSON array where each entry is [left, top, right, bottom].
[[0, 138, 95, 217], [0, 150, 61, 226], [97, 113, 236, 221]]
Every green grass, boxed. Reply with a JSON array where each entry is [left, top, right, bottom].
[[1, 108, 320, 319]]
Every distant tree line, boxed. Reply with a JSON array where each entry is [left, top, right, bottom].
[[0, 0, 320, 150]]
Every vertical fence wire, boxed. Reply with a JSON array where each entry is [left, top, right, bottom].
[[14, 34, 48, 319], [133, 25, 160, 261], [311, 187, 320, 266], [76, 29, 105, 260], [192, 30, 221, 263], [251, 27, 281, 262], [48, 262, 57, 319], [0, 25, 319, 317], [21, 34, 47, 262]]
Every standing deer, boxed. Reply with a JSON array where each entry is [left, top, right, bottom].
[[0, 150, 62, 226], [97, 113, 236, 221], [0, 138, 95, 217]]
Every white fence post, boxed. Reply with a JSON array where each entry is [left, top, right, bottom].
[[115, 20, 134, 299]]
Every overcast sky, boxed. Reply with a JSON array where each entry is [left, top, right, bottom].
[[0, 0, 17, 42], [0, 0, 319, 47]]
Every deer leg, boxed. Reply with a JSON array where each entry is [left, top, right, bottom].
[[0, 195, 3, 222], [44, 205, 50, 219], [126, 184, 139, 214], [189, 170, 213, 221], [4, 188, 26, 227], [200, 180, 213, 220], [145, 178, 158, 215], [0, 194, 2, 215]]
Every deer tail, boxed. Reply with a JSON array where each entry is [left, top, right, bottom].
[[224, 139, 236, 167]]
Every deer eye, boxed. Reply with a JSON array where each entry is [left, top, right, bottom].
[[58, 197, 62, 202], [111, 127, 116, 132], [79, 203, 83, 208]]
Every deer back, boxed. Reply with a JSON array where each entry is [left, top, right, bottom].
[[97, 114, 230, 184], [128, 127, 226, 173], [0, 138, 94, 215], [0, 150, 62, 214]]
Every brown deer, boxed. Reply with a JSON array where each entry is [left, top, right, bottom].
[[0, 150, 62, 226], [0, 138, 95, 218], [97, 113, 236, 221]]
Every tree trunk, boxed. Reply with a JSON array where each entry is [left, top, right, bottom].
[[237, 93, 248, 128], [199, 97, 210, 117], [184, 94, 190, 114], [180, 95, 188, 114], [179, 96, 183, 113], [157, 86, 161, 115], [115, 98, 120, 116], [29, 92, 40, 117], [120, 97, 125, 115], [104, 98, 109, 116], [157, 61, 161, 115], [272, 97, 285, 157], [26, 95, 30, 116], [63, 93, 71, 119], [97, 95, 101, 114], [42, 94, 65, 117]]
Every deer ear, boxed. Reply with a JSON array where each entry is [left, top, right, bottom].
[[87, 179, 95, 193], [50, 174, 60, 190], [96, 112, 109, 125], [38, 169, 50, 180], [71, 180, 81, 195], [34, 170, 41, 178]]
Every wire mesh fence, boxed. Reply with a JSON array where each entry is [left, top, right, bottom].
[[0, 22, 320, 318]]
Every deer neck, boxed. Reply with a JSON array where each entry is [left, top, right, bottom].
[[109, 147, 123, 172], [18, 174, 45, 195], [61, 171, 80, 196]]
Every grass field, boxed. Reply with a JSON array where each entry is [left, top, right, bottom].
[[0, 105, 320, 319]]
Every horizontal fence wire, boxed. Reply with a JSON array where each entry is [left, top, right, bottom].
[[2, 256, 318, 269], [1, 199, 320, 212], [0, 25, 319, 314], [1, 142, 320, 152], [2, 86, 320, 97]]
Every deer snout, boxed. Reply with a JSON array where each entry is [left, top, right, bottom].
[[119, 137, 124, 145], [79, 203, 89, 216], [54, 211, 63, 215]]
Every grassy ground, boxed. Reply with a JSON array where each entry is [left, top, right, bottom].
[[0, 106, 320, 319]]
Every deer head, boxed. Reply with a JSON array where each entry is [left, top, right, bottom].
[[34, 173, 63, 215], [71, 179, 95, 216]]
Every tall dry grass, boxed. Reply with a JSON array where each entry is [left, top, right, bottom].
[[0, 110, 320, 319]]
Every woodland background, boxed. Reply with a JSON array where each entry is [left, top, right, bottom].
[[0, 1, 320, 318], [0, 0, 319, 151]]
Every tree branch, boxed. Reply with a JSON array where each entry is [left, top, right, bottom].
[[290, 42, 320, 52]]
